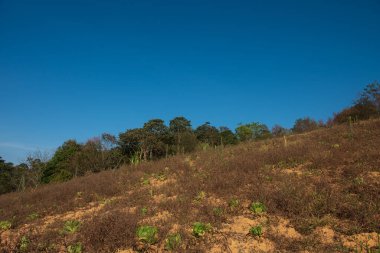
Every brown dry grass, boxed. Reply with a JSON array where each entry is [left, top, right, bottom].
[[1, 119, 379, 252]]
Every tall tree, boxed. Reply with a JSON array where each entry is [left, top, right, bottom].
[[292, 117, 319, 133], [41, 140, 81, 183], [195, 122, 220, 146], [169, 116, 192, 154]]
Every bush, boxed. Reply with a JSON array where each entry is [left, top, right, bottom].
[[164, 233, 181, 250], [62, 220, 81, 234], [136, 226, 158, 244], [249, 225, 263, 237], [0, 220, 12, 230], [250, 202, 266, 214], [192, 222, 212, 237]]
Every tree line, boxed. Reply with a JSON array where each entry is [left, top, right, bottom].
[[1, 82, 379, 195]]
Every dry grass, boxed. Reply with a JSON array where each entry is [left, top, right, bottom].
[[1, 119, 379, 252]]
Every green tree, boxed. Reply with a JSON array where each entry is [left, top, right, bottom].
[[143, 119, 170, 159], [271, 124, 288, 137], [219, 127, 238, 145], [195, 122, 220, 146], [41, 140, 81, 183], [292, 117, 319, 133], [169, 116, 192, 154], [235, 122, 271, 141]]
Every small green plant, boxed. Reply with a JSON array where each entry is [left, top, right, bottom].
[[249, 225, 263, 237], [19, 236, 29, 252], [0, 220, 12, 230], [141, 207, 148, 215], [154, 172, 167, 181], [195, 191, 206, 201], [228, 198, 240, 209], [67, 242, 83, 253], [192, 222, 212, 237], [250, 202, 266, 214], [213, 207, 223, 216], [27, 212, 39, 221], [353, 177, 364, 185], [141, 176, 150, 186], [62, 220, 81, 234], [136, 226, 158, 244], [164, 233, 181, 250]]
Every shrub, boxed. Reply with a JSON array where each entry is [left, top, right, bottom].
[[164, 233, 181, 250], [62, 220, 81, 234], [213, 207, 223, 216], [192, 222, 212, 237], [27, 212, 39, 221], [250, 202, 266, 214], [67, 242, 83, 253], [228, 198, 240, 209], [136, 225, 158, 244], [249, 225, 263, 237], [19, 236, 29, 252], [0, 220, 12, 230]]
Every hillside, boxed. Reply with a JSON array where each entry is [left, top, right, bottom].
[[1, 119, 379, 252]]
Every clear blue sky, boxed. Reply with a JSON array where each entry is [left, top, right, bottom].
[[1, 0, 379, 164]]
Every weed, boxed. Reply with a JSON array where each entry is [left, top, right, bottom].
[[353, 177, 365, 185], [141, 177, 150, 186], [192, 222, 212, 237], [141, 207, 148, 215], [0, 220, 12, 230], [228, 198, 240, 209], [195, 191, 206, 201], [154, 172, 167, 181], [250, 202, 266, 214], [136, 225, 158, 244], [62, 220, 81, 234], [249, 225, 263, 237], [67, 242, 83, 253], [164, 233, 182, 250], [19, 236, 29, 252], [27, 212, 39, 221], [213, 207, 223, 216]]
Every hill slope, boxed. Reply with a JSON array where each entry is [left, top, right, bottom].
[[1, 120, 380, 252]]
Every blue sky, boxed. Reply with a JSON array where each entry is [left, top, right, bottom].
[[1, 0, 379, 164]]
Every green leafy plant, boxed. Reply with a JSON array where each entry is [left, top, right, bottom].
[[154, 172, 167, 181], [27, 212, 39, 221], [0, 220, 12, 230], [141, 207, 148, 215], [228, 198, 239, 209], [19, 236, 29, 252], [136, 226, 158, 244], [195, 191, 206, 201], [250, 202, 266, 214], [164, 233, 181, 250], [249, 225, 263, 237], [67, 242, 83, 253], [141, 176, 150, 186], [62, 220, 81, 234], [213, 207, 223, 216], [192, 222, 212, 237]]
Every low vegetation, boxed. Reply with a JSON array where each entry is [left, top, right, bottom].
[[0, 82, 379, 252]]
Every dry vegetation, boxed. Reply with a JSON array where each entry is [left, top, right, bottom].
[[1, 119, 380, 252]]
